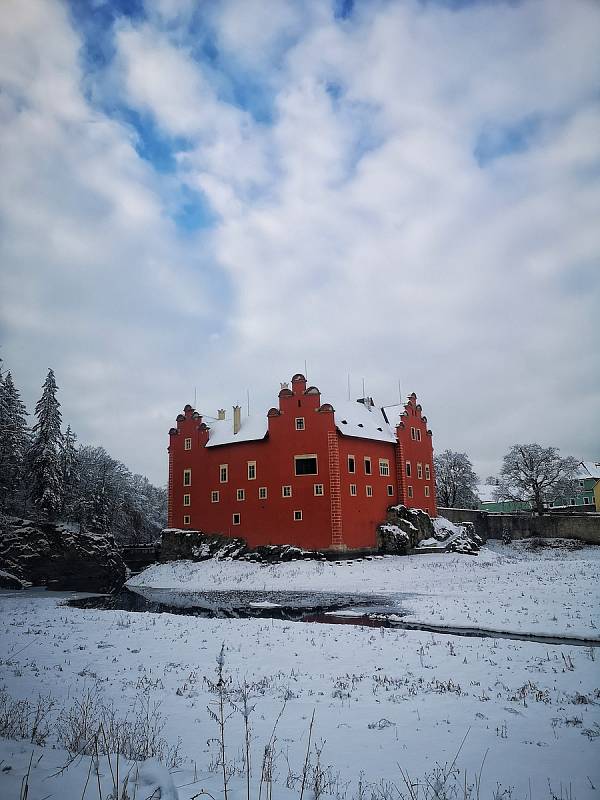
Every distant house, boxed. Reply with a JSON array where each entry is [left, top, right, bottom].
[[476, 484, 531, 513], [549, 461, 599, 511], [167, 373, 437, 552]]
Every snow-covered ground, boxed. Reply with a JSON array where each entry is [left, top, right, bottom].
[[129, 539, 600, 640], [1, 541, 599, 799]]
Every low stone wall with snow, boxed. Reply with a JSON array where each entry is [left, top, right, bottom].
[[438, 508, 600, 544]]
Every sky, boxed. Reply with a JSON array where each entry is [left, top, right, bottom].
[[1, 0, 599, 487]]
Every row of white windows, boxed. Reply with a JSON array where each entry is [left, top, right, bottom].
[[405, 462, 431, 480], [182, 511, 304, 526], [183, 456, 393, 487], [406, 485, 431, 498], [410, 427, 422, 441], [183, 483, 397, 506]]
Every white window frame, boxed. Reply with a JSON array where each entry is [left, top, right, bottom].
[[407, 486, 414, 498], [348, 455, 356, 474], [425, 485, 430, 497], [350, 483, 357, 496], [295, 417, 305, 431], [184, 437, 192, 451], [237, 488, 245, 501], [364, 457, 372, 475], [294, 454, 318, 476], [183, 493, 191, 506], [379, 458, 390, 477], [583, 496, 590, 504], [247, 461, 256, 480], [183, 469, 192, 487], [258, 486, 268, 500], [293, 510, 303, 521], [425, 464, 431, 480], [232, 513, 241, 525], [183, 515, 191, 526], [282, 485, 292, 497], [314, 483, 324, 496], [366, 485, 373, 497], [406, 461, 411, 477], [416, 429, 422, 441], [411, 427, 416, 440], [211, 490, 219, 503], [387, 484, 394, 496], [220, 464, 228, 483], [417, 463, 423, 479]]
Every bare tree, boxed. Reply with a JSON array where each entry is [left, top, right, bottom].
[[434, 450, 479, 508], [496, 444, 579, 516]]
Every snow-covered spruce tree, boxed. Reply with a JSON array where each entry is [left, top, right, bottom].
[[27, 368, 63, 518], [59, 425, 79, 518], [496, 443, 579, 516], [0, 368, 30, 513], [434, 449, 479, 508]]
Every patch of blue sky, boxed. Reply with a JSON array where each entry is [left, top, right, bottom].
[[334, 0, 355, 20], [66, 0, 146, 71], [118, 108, 191, 174], [171, 185, 217, 233], [474, 115, 542, 167]]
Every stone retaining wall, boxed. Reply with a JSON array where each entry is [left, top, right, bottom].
[[438, 508, 600, 545]]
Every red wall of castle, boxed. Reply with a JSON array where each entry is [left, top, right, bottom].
[[168, 378, 438, 550], [395, 394, 437, 516]]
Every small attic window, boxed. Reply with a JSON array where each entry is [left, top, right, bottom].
[[377, 427, 382, 431], [358, 423, 364, 428], [341, 419, 347, 424]]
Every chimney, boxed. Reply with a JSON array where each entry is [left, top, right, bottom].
[[233, 405, 241, 435], [217, 409, 226, 420]]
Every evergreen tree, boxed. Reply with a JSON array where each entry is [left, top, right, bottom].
[[0, 368, 29, 512], [59, 425, 79, 517], [27, 368, 63, 517]]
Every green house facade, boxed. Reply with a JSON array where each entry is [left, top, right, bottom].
[[549, 461, 599, 510]]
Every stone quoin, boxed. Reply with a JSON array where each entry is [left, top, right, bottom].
[[168, 373, 437, 552]]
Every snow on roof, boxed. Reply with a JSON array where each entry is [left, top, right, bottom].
[[205, 414, 268, 448], [330, 399, 397, 443], [577, 461, 600, 480]]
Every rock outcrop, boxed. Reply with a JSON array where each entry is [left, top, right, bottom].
[[0, 517, 126, 592], [161, 528, 326, 563]]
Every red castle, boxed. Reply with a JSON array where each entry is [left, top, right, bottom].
[[168, 373, 437, 552]]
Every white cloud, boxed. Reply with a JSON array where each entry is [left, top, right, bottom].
[[1, 0, 599, 486]]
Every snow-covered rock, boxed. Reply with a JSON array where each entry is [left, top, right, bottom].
[[0, 516, 126, 592]]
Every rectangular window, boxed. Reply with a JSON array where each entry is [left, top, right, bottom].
[[348, 455, 355, 473], [282, 485, 292, 497], [232, 513, 241, 525], [293, 510, 303, 521], [411, 427, 416, 440], [183, 493, 191, 506], [417, 463, 423, 479], [425, 485, 430, 497], [184, 437, 192, 450], [350, 483, 357, 496], [366, 485, 373, 497], [314, 483, 324, 496], [183, 469, 191, 487], [364, 457, 372, 475], [183, 515, 191, 526], [416, 429, 422, 441], [247, 461, 256, 480], [407, 485, 413, 499], [425, 464, 431, 480], [220, 464, 228, 483], [387, 484, 394, 497], [570, 498, 575, 505], [583, 496, 590, 504], [295, 417, 305, 430], [295, 455, 318, 475], [259, 486, 268, 499], [211, 490, 219, 503], [379, 459, 390, 477], [406, 462, 411, 477], [237, 488, 245, 501]]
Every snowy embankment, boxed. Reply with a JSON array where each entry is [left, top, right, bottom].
[[128, 540, 600, 640]]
